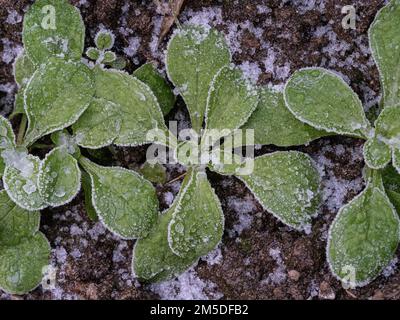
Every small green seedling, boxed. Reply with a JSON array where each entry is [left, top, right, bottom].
[[1, 0, 324, 293], [131, 25, 322, 282], [283, 0, 400, 287], [1, 0, 164, 294]]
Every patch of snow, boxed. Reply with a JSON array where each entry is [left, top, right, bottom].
[[150, 268, 223, 300], [5, 10, 22, 24]]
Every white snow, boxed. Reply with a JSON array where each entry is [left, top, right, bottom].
[[149, 268, 223, 300], [5, 10, 22, 25]]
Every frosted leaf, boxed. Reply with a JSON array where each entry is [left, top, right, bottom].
[[102, 51, 116, 64], [0, 115, 16, 150], [38, 147, 81, 207], [133, 173, 198, 282], [133, 215, 198, 283], [72, 98, 121, 149], [95, 30, 115, 50], [86, 47, 100, 61], [22, 0, 85, 65], [13, 53, 35, 87], [138, 162, 167, 184], [0, 232, 50, 295], [93, 67, 168, 147], [79, 157, 159, 239], [204, 65, 258, 139], [369, 0, 400, 106], [3, 153, 46, 211], [12, 92, 25, 117], [207, 147, 252, 176], [239, 151, 321, 231], [168, 169, 224, 259], [381, 164, 400, 213], [81, 171, 98, 221], [133, 63, 176, 116], [24, 59, 94, 146], [375, 105, 400, 149], [327, 175, 400, 287], [166, 25, 231, 132], [0, 190, 40, 246], [393, 148, 400, 174], [284, 68, 371, 138], [0, 158, 4, 178], [243, 88, 328, 147], [363, 137, 391, 169]]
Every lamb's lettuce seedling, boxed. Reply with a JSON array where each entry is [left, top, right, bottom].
[[283, 0, 400, 287], [132, 25, 322, 282], [0, 0, 164, 294]]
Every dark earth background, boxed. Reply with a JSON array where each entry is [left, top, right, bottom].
[[1, 0, 400, 300]]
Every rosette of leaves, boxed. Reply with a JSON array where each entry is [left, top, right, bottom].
[[0, 0, 167, 294], [282, 0, 400, 287], [130, 25, 323, 283]]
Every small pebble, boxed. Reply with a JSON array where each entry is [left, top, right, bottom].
[[288, 270, 300, 281]]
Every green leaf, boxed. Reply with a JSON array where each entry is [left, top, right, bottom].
[[3, 152, 46, 211], [393, 148, 400, 174], [363, 137, 391, 169], [375, 105, 400, 149], [81, 171, 98, 222], [109, 56, 127, 70], [239, 151, 321, 231], [133, 212, 197, 283], [138, 162, 167, 184], [381, 164, 400, 213], [168, 170, 224, 259], [79, 157, 159, 239], [24, 59, 94, 146], [284, 68, 371, 138], [95, 30, 115, 50], [133, 63, 176, 116], [133, 172, 198, 282], [0, 115, 16, 150], [38, 147, 81, 207], [369, 0, 400, 107], [207, 147, 253, 176], [0, 232, 50, 295], [166, 25, 231, 132], [243, 88, 328, 146], [204, 66, 258, 139], [14, 53, 35, 87], [12, 92, 26, 117], [72, 98, 121, 149], [102, 51, 116, 64], [327, 179, 400, 287], [22, 0, 85, 65], [0, 158, 4, 178], [86, 47, 100, 61], [93, 67, 168, 147], [0, 190, 40, 246]]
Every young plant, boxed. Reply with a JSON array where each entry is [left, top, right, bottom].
[[283, 0, 400, 287], [0, 0, 164, 294], [130, 25, 323, 282]]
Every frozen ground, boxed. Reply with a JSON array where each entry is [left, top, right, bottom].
[[1, 0, 400, 300]]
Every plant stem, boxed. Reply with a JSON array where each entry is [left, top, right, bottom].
[[166, 172, 186, 185], [17, 115, 27, 146]]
